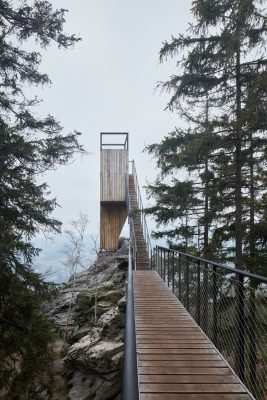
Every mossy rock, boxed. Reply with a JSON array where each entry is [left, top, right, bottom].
[[76, 292, 95, 310], [98, 289, 125, 304]]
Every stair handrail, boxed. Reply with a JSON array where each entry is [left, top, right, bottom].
[[126, 172, 137, 270], [129, 159, 152, 266]]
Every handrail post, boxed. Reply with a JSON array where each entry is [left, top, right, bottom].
[[196, 259, 201, 326], [213, 265, 218, 347], [157, 246, 159, 273], [172, 251, 175, 293], [235, 272, 245, 381], [202, 261, 208, 334], [163, 249, 166, 282], [249, 278, 257, 392], [186, 255, 190, 311], [160, 248, 163, 279], [167, 250, 170, 288], [122, 245, 139, 400], [158, 247, 159, 273], [178, 253, 181, 301]]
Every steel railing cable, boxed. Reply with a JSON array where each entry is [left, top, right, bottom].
[[154, 245, 267, 400]]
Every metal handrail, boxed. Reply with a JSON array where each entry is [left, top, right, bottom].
[[130, 160, 152, 266], [154, 245, 267, 399], [121, 240, 139, 400], [126, 173, 137, 269], [156, 245, 267, 284]]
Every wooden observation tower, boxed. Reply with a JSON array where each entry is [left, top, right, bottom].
[[100, 133, 129, 250]]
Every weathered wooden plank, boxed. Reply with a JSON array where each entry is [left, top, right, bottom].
[[137, 338, 209, 343], [139, 383, 246, 393], [136, 318, 192, 321], [138, 343, 213, 349], [138, 360, 227, 367], [136, 328, 209, 333], [135, 309, 188, 312], [137, 349, 220, 354], [138, 354, 222, 361], [138, 374, 239, 384], [137, 328, 202, 333], [140, 394, 252, 400], [136, 330, 206, 334], [136, 326, 198, 330], [137, 342, 210, 347], [136, 335, 208, 339], [138, 367, 230, 375]]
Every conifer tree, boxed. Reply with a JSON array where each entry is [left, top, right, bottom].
[[0, 1, 83, 395], [148, 0, 267, 272], [145, 102, 220, 258]]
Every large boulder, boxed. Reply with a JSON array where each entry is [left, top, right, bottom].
[[47, 241, 128, 400]]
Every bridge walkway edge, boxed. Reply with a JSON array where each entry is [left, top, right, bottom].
[[133, 270, 254, 400]]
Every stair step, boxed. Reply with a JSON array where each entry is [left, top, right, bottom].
[[128, 177, 150, 271]]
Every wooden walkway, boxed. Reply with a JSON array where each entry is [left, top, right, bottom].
[[133, 270, 253, 400]]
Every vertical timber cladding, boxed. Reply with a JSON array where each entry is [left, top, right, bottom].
[[100, 149, 128, 202], [100, 204, 128, 249], [100, 137, 129, 250]]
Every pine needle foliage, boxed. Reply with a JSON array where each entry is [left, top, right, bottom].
[[0, 1, 83, 396], [146, 0, 267, 271]]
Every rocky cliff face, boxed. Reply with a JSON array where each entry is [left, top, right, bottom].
[[48, 241, 128, 400]]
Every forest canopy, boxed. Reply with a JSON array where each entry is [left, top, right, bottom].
[[146, 0, 267, 274]]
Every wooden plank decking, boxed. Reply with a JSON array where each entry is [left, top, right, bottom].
[[133, 270, 253, 400]]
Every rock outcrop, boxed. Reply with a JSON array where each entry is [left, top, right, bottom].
[[48, 240, 128, 400]]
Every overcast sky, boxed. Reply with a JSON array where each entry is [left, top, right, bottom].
[[34, 0, 193, 279]]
